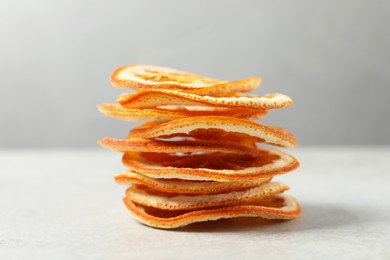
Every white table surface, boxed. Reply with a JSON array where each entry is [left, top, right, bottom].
[[1, 147, 389, 260]]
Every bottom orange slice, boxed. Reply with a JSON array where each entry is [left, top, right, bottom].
[[123, 194, 301, 229]]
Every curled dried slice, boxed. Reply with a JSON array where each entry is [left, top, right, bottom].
[[115, 171, 271, 194], [111, 65, 260, 95], [126, 182, 288, 210], [122, 148, 299, 181], [123, 194, 301, 229], [98, 137, 257, 155], [159, 105, 267, 119], [98, 103, 267, 122], [98, 104, 186, 122], [129, 116, 297, 148], [118, 90, 292, 110]]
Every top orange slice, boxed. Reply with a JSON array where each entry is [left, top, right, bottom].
[[111, 65, 261, 96]]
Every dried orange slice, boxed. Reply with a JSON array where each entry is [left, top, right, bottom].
[[118, 90, 292, 110], [115, 171, 271, 194], [98, 104, 187, 122], [122, 148, 299, 181], [111, 65, 260, 95], [123, 194, 301, 229], [98, 136, 257, 155], [126, 182, 288, 210], [159, 105, 267, 119], [128, 116, 297, 148], [98, 103, 267, 122]]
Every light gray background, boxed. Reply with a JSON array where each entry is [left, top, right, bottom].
[[1, 0, 389, 147]]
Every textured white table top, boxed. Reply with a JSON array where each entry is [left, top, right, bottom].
[[1, 147, 389, 260]]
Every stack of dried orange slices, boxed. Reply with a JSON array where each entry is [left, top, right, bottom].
[[98, 65, 300, 229]]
